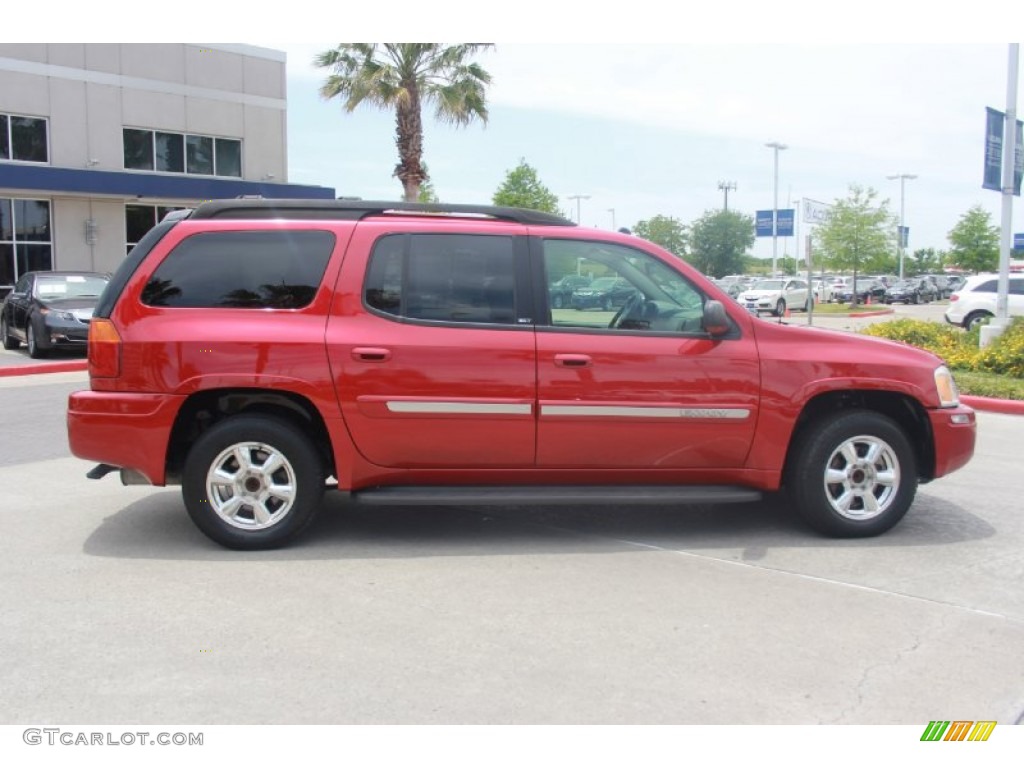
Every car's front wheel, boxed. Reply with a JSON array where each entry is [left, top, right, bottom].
[[182, 414, 325, 549], [552, 295, 564, 309], [1, 316, 19, 350], [787, 410, 917, 537], [775, 299, 786, 317], [26, 320, 48, 359]]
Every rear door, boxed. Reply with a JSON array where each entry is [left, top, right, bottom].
[[327, 221, 538, 468]]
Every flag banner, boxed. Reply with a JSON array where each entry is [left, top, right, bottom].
[[898, 226, 909, 248], [756, 210, 774, 237], [776, 209, 795, 237], [984, 107, 1024, 195]]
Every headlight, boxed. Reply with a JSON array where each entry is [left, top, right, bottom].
[[934, 365, 960, 408]]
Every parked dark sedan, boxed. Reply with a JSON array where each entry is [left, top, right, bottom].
[[571, 276, 637, 310], [1, 271, 109, 358], [548, 275, 592, 309], [835, 278, 887, 304], [883, 278, 936, 304]]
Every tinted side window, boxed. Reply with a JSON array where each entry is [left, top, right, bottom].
[[1011, 279, 1024, 296], [364, 233, 517, 325], [975, 280, 997, 293], [142, 231, 335, 309]]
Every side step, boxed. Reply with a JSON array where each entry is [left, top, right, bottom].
[[351, 485, 762, 507]]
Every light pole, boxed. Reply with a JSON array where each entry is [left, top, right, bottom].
[[607, 208, 616, 230], [765, 142, 787, 275], [718, 181, 737, 211], [567, 194, 590, 224], [886, 173, 917, 280]]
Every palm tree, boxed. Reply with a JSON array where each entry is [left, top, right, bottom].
[[315, 44, 493, 202]]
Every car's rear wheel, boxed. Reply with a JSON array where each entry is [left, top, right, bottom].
[[26, 320, 48, 359], [964, 311, 992, 330], [601, 296, 612, 311], [182, 414, 325, 550], [1, 316, 19, 350], [787, 410, 917, 537]]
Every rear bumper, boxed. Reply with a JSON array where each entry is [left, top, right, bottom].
[[66, 390, 185, 485], [928, 405, 976, 479]]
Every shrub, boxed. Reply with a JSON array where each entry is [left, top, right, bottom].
[[861, 317, 1024, 379]]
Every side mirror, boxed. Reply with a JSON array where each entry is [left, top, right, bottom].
[[703, 299, 731, 337]]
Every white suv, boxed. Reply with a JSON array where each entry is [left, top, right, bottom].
[[944, 274, 1024, 329]]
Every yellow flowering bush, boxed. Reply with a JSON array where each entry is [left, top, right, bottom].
[[862, 317, 1024, 379]]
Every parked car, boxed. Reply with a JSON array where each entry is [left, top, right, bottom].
[[549, 275, 591, 309], [945, 275, 966, 294], [835, 278, 886, 304], [884, 278, 936, 305], [739, 278, 812, 316], [944, 274, 1024, 329], [66, 199, 975, 549], [571, 276, 637, 310], [1, 271, 110, 358], [812, 279, 835, 303], [924, 274, 951, 299]]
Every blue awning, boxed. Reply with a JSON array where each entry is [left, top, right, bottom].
[[0, 163, 335, 200]]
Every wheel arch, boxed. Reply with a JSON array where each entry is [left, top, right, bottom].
[[165, 388, 336, 484], [782, 389, 936, 485]]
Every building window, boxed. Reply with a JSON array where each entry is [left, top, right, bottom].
[[122, 128, 241, 177], [0, 114, 49, 163], [0, 198, 53, 288], [126, 204, 186, 256]]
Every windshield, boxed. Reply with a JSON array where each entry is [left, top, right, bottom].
[[34, 275, 109, 300], [752, 280, 784, 290], [589, 277, 618, 289]]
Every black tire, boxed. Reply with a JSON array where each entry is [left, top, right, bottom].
[[552, 295, 564, 309], [182, 414, 325, 550], [601, 296, 612, 311], [786, 410, 917, 537], [1, 316, 19, 350], [26, 319, 48, 359], [805, 297, 813, 313], [775, 299, 786, 317], [964, 311, 991, 331]]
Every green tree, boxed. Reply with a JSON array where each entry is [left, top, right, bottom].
[[947, 206, 999, 273], [492, 158, 561, 214], [316, 44, 493, 202], [417, 163, 439, 203], [688, 210, 754, 277], [633, 214, 689, 259], [814, 185, 895, 304], [907, 247, 942, 275]]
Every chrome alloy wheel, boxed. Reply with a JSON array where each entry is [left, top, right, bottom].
[[206, 441, 297, 530], [822, 435, 900, 520]]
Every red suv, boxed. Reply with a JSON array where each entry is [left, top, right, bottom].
[[67, 200, 976, 549]]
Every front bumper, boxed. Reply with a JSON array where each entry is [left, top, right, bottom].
[[67, 390, 186, 486], [928, 405, 976, 479], [41, 317, 90, 347]]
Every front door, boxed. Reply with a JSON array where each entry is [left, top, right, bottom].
[[534, 237, 760, 469]]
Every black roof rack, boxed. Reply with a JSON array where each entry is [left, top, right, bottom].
[[185, 199, 576, 227]]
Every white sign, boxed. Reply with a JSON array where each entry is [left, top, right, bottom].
[[802, 199, 832, 226]]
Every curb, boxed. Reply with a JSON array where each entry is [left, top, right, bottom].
[[961, 395, 1024, 416], [0, 360, 88, 378]]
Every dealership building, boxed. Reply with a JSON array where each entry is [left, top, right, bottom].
[[0, 43, 334, 293]]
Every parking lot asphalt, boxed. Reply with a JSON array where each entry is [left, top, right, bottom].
[[1, 372, 1022, 725]]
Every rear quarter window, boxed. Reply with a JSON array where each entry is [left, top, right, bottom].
[[141, 230, 335, 308]]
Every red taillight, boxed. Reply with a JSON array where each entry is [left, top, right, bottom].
[[88, 319, 121, 378], [949, 293, 959, 302]]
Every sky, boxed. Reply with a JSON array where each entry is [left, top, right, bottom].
[[271, 40, 1022, 262]]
